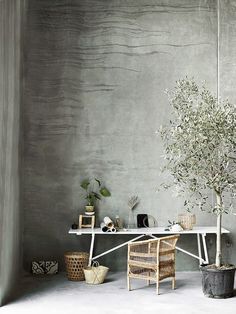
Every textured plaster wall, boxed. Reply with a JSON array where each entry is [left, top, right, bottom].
[[0, 0, 23, 305], [23, 0, 235, 271]]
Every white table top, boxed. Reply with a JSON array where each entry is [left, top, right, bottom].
[[69, 226, 230, 235]]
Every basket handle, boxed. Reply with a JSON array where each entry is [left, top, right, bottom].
[[92, 260, 100, 268]]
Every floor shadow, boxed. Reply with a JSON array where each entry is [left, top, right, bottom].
[[174, 278, 191, 289], [10, 271, 117, 304], [7, 271, 205, 305], [10, 273, 76, 303], [128, 277, 190, 292], [103, 277, 116, 283]]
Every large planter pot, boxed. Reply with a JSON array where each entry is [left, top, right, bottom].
[[200, 265, 235, 298]]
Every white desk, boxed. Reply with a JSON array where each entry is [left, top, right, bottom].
[[69, 226, 230, 266]]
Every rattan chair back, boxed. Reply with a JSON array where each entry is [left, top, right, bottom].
[[127, 235, 179, 294]]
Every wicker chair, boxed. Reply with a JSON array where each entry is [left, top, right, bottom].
[[127, 235, 179, 294]]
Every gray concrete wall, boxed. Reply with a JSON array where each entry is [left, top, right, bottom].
[[23, 0, 235, 271], [0, 0, 23, 306], [220, 0, 236, 102]]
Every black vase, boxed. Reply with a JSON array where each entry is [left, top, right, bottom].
[[200, 265, 235, 298], [71, 223, 78, 229]]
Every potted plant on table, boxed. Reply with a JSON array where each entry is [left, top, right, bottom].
[[80, 178, 111, 213], [159, 78, 236, 298]]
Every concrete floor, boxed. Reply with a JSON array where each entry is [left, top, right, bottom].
[[1, 272, 236, 314]]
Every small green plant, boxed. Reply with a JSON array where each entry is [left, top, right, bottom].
[[80, 178, 111, 206]]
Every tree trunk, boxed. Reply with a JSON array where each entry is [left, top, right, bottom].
[[215, 192, 222, 267]]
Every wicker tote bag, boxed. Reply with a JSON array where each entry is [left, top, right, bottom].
[[83, 261, 109, 284]]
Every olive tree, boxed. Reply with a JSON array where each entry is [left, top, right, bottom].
[[160, 78, 236, 267]]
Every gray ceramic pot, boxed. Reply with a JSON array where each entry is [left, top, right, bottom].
[[200, 265, 235, 298]]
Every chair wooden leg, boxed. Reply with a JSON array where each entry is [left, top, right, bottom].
[[156, 280, 159, 295], [127, 245, 131, 291], [127, 272, 131, 291], [127, 276, 131, 291], [172, 277, 176, 290], [147, 271, 150, 285], [156, 271, 160, 295]]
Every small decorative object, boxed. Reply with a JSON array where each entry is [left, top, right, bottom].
[[127, 195, 139, 228], [137, 214, 149, 228], [100, 217, 117, 232], [83, 261, 109, 285], [178, 213, 196, 230], [32, 261, 58, 275], [165, 220, 183, 232], [71, 223, 78, 229], [147, 215, 157, 228], [103, 216, 114, 228], [115, 215, 123, 229], [64, 252, 89, 281], [100, 222, 109, 232], [137, 214, 157, 228], [79, 214, 95, 228], [170, 223, 183, 232], [80, 178, 111, 212]]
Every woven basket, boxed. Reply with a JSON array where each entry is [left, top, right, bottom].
[[64, 252, 89, 281], [83, 262, 109, 285], [178, 213, 196, 230]]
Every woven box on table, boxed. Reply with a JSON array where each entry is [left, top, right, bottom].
[[64, 252, 89, 281], [178, 213, 196, 230]]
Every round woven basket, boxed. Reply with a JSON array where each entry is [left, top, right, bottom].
[[64, 252, 89, 281], [178, 213, 196, 230]]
